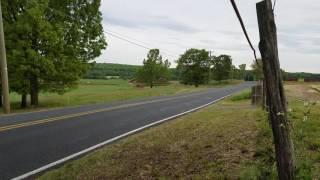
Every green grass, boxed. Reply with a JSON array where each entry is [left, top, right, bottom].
[[230, 89, 251, 101], [8, 79, 242, 113], [38, 83, 320, 179], [240, 84, 320, 179], [38, 91, 263, 179], [240, 101, 320, 179]]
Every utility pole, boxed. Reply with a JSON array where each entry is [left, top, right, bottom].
[[0, 1, 10, 114], [256, 0, 294, 179], [208, 51, 212, 83]]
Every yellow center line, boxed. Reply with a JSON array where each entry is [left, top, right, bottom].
[[0, 93, 200, 132]]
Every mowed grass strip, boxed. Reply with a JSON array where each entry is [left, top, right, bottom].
[[8, 79, 242, 114], [38, 91, 264, 179]]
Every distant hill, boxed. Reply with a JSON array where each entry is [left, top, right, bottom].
[[84, 63, 181, 80], [84, 63, 320, 81], [286, 72, 320, 82], [84, 63, 141, 79], [287, 72, 320, 79]]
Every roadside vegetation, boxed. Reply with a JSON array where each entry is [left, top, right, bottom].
[[245, 83, 320, 179], [39, 82, 320, 179]]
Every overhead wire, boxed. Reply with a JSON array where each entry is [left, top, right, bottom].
[[104, 29, 176, 58], [104, 28, 177, 56], [229, 0, 260, 67], [46, 6, 177, 59]]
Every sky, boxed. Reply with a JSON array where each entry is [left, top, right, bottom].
[[97, 0, 320, 73]]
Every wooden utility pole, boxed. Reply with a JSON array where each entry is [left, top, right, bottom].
[[0, 1, 10, 114], [256, 0, 294, 179], [208, 51, 212, 82]]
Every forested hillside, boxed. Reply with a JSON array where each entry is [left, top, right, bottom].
[[84, 63, 141, 79], [84, 63, 320, 82], [84, 63, 181, 80], [287, 72, 320, 81]]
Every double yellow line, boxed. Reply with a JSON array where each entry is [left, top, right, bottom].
[[0, 94, 192, 133], [0, 107, 115, 132]]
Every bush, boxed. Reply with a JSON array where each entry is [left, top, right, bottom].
[[230, 90, 251, 101]]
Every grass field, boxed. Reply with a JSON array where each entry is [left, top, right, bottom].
[[39, 82, 320, 179], [240, 83, 320, 179], [8, 79, 242, 113]]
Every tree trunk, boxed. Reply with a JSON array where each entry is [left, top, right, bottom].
[[30, 76, 39, 106], [257, 1, 295, 179], [21, 94, 27, 109]]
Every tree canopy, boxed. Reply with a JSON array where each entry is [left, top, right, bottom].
[[2, 0, 106, 107], [251, 59, 263, 80], [136, 49, 171, 88], [176, 49, 210, 87], [211, 55, 232, 82]]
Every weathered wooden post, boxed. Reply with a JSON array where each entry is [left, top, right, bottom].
[[251, 84, 263, 105], [256, 0, 295, 179]]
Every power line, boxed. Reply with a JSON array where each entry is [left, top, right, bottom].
[[230, 0, 259, 66], [104, 30, 176, 58], [45, 6, 177, 58], [273, 0, 277, 11], [104, 28, 177, 56], [105, 31, 151, 50]]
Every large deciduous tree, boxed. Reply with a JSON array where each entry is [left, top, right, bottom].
[[136, 49, 170, 88], [1, 0, 106, 107], [212, 55, 232, 82], [177, 49, 210, 87], [251, 59, 263, 81], [239, 64, 246, 80]]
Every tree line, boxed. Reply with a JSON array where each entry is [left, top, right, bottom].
[[136, 48, 248, 88], [84, 63, 141, 80], [1, 0, 106, 108]]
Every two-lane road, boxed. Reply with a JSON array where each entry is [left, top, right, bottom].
[[0, 82, 254, 179]]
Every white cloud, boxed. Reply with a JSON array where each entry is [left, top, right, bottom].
[[97, 0, 320, 73]]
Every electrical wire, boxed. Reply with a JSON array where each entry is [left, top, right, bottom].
[[46, 6, 177, 59], [230, 0, 260, 66], [104, 28, 177, 56], [104, 29, 176, 58], [273, 0, 277, 11]]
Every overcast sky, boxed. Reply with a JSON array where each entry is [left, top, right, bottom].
[[97, 0, 320, 73]]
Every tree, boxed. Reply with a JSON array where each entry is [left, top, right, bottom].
[[176, 49, 210, 87], [136, 49, 170, 88], [2, 0, 106, 107], [212, 55, 232, 82], [230, 65, 240, 80], [239, 64, 246, 80], [281, 69, 288, 81], [251, 59, 263, 80]]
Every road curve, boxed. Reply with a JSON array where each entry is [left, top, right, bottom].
[[0, 82, 254, 179]]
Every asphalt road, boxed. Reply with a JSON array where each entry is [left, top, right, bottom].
[[0, 82, 254, 179]]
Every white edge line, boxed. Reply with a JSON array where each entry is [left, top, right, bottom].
[[12, 94, 232, 180]]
